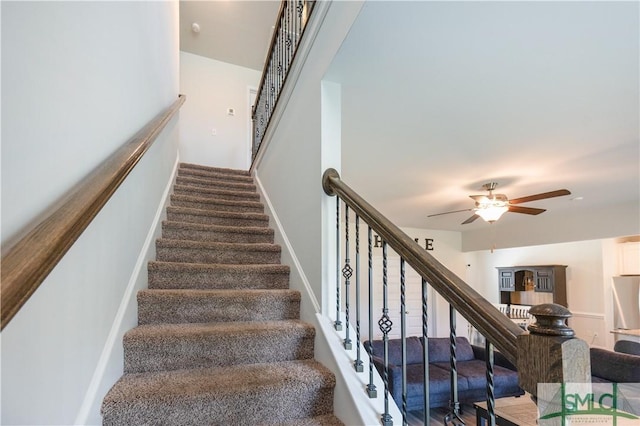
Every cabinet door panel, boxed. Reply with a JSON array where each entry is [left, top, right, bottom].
[[535, 269, 554, 292], [499, 269, 515, 291]]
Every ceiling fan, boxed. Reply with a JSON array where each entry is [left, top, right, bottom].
[[428, 182, 571, 224]]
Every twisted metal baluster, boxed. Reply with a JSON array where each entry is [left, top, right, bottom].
[[486, 341, 496, 426], [379, 241, 393, 426], [354, 215, 363, 371], [444, 305, 464, 425], [342, 205, 353, 350], [366, 226, 377, 398], [400, 258, 408, 426], [422, 277, 431, 426], [334, 197, 342, 331]]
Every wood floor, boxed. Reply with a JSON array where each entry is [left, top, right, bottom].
[[406, 404, 479, 426]]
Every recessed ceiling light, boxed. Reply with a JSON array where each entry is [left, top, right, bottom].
[[571, 196, 584, 201]]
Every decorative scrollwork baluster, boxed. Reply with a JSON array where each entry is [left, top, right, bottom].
[[422, 277, 431, 426], [343, 205, 353, 350], [379, 241, 393, 426], [334, 197, 342, 331], [366, 225, 377, 398], [444, 305, 464, 425], [486, 340, 496, 426], [400, 257, 408, 425], [354, 215, 363, 371]]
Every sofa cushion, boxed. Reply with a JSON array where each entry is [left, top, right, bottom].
[[427, 337, 475, 363], [433, 360, 520, 392], [365, 336, 424, 365]]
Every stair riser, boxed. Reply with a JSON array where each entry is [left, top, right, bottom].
[[166, 210, 268, 227], [175, 175, 256, 192], [162, 226, 274, 244], [124, 329, 315, 373], [178, 168, 255, 184], [148, 269, 290, 290], [137, 292, 301, 325], [156, 246, 281, 264], [179, 163, 250, 177], [102, 385, 335, 426], [173, 186, 260, 202], [171, 197, 264, 214]]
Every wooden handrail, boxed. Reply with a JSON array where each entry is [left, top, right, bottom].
[[322, 168, 525, 364], [0, 95, 186, 330]]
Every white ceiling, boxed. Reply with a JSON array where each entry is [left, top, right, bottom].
[[180, 1, 639, 245], [180, 1, 280, 71], [326, 1, 639, 237]]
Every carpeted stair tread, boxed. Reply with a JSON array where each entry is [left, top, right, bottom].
[[101, 360, 336, 425], [175, 175, 257, 192], [171, 193, 264, 213], [166, 205, 268, 227], [173, 183, 261, 201], [103, 163, 341, 424], [179, 162, 251, 176], [156, 239, 281, 264], [123, 320, 315, 373], [275, 414, 345, 426], [137, 289, 301, 324], [162, 220, 274, 243], [178, 165, 255, 183], [148, 261, 290, 290]]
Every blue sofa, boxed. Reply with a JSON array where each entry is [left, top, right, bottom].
[[364, 336, 524, 411], [590, 347, 640, 384]]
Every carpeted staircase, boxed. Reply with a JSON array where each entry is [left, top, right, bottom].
[[101, 163, 343, 425]]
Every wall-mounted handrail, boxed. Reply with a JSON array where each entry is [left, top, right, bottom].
[[0, 94, 186, 330], [322, 168, 525, 364], [251, 0, 315, 162]]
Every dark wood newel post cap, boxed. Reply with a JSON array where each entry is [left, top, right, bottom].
[[527, 303, 575, 337]]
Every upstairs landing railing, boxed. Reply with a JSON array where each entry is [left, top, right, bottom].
[[251, 0, 315, 161], [322, 168, 591, 426]]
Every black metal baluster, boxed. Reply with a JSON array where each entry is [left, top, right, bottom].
[[486, 341, 496, 426], [444, 305, 464, 425], [366, 225, 377, 398], [343, 205, 352, 350], [379, 241, 393, 426], [354, 215, 363, 372], [401, 257, 408, 426], [335, 197, 342, 331], [422, 277, 431, 426]]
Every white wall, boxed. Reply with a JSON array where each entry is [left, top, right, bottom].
[[179, 51, 260, 170], [0, 2, 180, 424], [465, 239, 620, 349], [253, 1, 364, 310]]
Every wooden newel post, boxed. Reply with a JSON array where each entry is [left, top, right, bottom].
[[517, 303, 591, 396]]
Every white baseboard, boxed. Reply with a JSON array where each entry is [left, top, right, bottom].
[[253, 173, 321, 313]]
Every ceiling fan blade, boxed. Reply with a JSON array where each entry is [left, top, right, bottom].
[[509, 189, 571, 204], [508, 205, 546, 215], [427, 208, 472, 218], [462, 214, 480, 224]]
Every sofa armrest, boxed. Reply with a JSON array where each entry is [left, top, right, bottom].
[[591, 348, 640, 382], [472, 344, 518, 371]]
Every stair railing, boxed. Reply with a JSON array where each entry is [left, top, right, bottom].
[[322, 168, 591, 426], [0, 95, 186, 330], [251, 0, 315, 162]]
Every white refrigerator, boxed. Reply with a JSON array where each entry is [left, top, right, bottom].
[[612, 276, 640, 331]]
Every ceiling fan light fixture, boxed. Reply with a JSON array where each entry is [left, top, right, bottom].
[[475, 204, 508, 222]]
